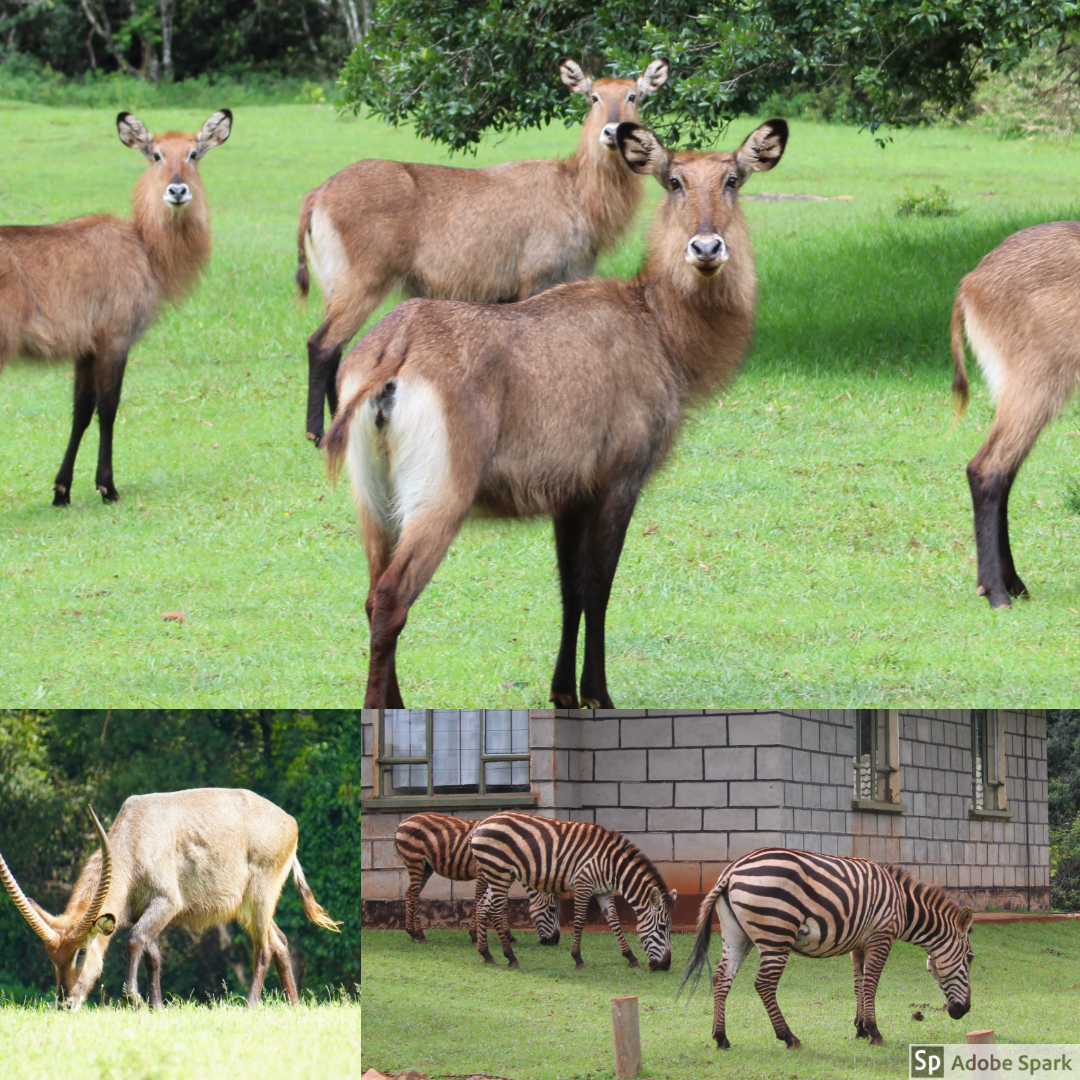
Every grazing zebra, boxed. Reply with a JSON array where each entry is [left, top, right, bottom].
[[680, 848, 974, 1049], [394, 812, 561, 945], [470, 811, 675, 970]]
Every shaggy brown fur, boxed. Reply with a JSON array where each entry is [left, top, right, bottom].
[[297, 58, 669, 445], [324, 120, 788, 708], [951, 221, 1080, 608], [0, 109, 230, 505]]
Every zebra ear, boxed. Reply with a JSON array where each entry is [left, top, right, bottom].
[[648, 886, 663, 908], [957, 906, 973, 933]]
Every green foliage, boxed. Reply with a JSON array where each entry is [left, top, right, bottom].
[[1051, 818, 1080, 911], [0, 712, 360, 1002], [337, 0, 1080, 152], [895, 185, 961, 217], [1048, 711, 1080, 826]]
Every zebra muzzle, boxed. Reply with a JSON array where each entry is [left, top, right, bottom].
[[947, 1000, 970, 1020], [649, 949, 672, 971]]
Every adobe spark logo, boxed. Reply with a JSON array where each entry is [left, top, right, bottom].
[[911, 1045, 946, 1078]]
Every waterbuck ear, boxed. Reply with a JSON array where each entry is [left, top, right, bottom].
[[735, 118, 788, 180], [117, 113, 153, 160], [196, 109, 233, 158], [957, 906, 973, 934], [636, 57, 670, 98], [615, 124, 670, 185], [93, 914, 116, 936], [558, 58, 592, 98]]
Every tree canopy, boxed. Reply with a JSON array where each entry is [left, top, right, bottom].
[[338, 0, 1080, 152]]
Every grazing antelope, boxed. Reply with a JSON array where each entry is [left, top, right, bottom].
[[296, 56, 670, 445], [324, 119, 788, 708], [952, 221, 1080, 608], [0, 109, 231, 505], [0, 789, 341, 1009]]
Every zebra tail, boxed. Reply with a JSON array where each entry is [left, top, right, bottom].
[[677, 871, 728, 1000]]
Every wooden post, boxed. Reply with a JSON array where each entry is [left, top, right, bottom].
[[966, 1030, 996, 1044], [611, 996, 642, 1080]]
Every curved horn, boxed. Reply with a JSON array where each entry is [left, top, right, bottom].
[[70, 806, 112, 940], [0, 849, 60, 948]]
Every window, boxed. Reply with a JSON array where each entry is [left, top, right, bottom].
[[970, 710, 1010, 817], [852, 709, 906, 812], [365, 710, 537, 809]]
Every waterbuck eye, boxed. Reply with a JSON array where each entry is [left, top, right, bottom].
[[726, 174, 738, 188], [627, 93, 636, 102], [591, 94, 599, 103], [188, 149, 197, 160], [152, 151, 163, 162], [669, 176, 681, 190]]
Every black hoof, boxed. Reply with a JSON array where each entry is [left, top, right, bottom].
[[575, 962, 585, 970], [97, 484, 119, 503], [714, 1034, 730, 1050], [870, 1035, 884, 1047], [628, 960, 640, 968], [53, 486, 70, 507], [508, 960, 519, 969], [480, 950, 494, 964]]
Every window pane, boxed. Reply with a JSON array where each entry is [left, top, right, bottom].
[[386, 709, 427, 793], [484, 710, 530, 754], [854, 710, 875, 799], [433, 710, 480, 793], [972, 710, 987, 809]]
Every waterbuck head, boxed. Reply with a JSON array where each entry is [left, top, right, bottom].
[[925, 905, 974, 1019], [559, 57, 670, 153], [635, 886, 676, 971], [616, 119, 788, 287], [118, 109, 231, 216], [0, 807, 116, 1008]]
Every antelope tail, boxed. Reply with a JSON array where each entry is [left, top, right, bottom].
[[951, 293, 970, 418], [292, 858, 342, 933], [678, 864, 735, 1000], [295, 192, 315, 300]]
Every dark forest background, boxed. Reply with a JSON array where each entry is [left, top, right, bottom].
[[1049, 711, 1080, 911], [0, 710, 360, 1003]]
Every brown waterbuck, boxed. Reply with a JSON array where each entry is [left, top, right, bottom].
[[323, 119, 788, 707], [0, 789, 341, 1008], [0, 109, 231, 505], [951, 221, 1080, 608], [296, 56, 669, 445]]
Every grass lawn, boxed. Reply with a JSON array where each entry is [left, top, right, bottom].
[[360, 923, 1080, 1080], [2, 102, 1080, 705], [0, 999, 361, 1080]]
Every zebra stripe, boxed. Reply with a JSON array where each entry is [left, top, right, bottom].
[[470, 811, 675, 971], [681, 848, 973, 1048], [393, 812, 560, 945]]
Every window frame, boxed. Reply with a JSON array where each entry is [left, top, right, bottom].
[[969, 709, 1012, 819], [360, 709, 538, 812], [851, 709, 907, 814]]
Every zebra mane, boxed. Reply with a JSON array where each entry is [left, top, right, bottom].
[[885, 863, 962, 917], [612, 831, 673, 907]]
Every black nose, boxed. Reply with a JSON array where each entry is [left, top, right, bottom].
[[690, 237, 723, 261], [948, 1001, 970, 1020], [649, 949, 672, 972], [167, 184, 189, 200], [539, 931, 560, 946], [601, 124, 618, 141]]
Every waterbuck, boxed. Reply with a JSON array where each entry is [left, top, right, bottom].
[[951, 221, 1080, 608], [0, 109, 231, 505], [296, 57, 669, 445], [323, 120, 788, 707], [0, 788, 341, 1008]]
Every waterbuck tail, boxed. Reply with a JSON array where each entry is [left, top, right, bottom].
[[678, 870, 729, 1000], [292, 858, 342, 932], [296, 192, 315, 300], [951, 293, 970, 417]]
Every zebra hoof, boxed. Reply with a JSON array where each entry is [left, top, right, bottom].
[[575, 962, 585, 970], [480, 951, 495, 964], [785, 1036, 802, 1050], [628, 960, 640, 968], [714, 1034, 730, 1050], [508, 960, 520, 969], [870, 1035, 884, 1047]]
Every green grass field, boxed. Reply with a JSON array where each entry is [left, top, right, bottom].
[[361, 924, 1080, 1080], [2, 102, 1080, 705], [0, 999, 361, 1080]]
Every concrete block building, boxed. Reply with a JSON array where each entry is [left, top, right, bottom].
[[361, 709, 1049, 927]]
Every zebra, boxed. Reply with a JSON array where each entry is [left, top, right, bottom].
[[470, 811, 675, 971], [394, 812, 561, 945], [680, 848, 974, 1049]]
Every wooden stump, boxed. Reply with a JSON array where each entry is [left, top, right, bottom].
[[612, 996, 642, 1079], [966, 1030, 996, 1044]]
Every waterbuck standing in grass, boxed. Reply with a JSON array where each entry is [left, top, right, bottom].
[[0, 788, 341, 1009], [296, 57, 669, 445], [324, 119, 788, 707], [0, 109, 230, 505], [951, 221, 1080, 608]]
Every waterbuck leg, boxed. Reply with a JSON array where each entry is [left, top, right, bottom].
[[305, 321, 343, 447], [125, 897, 176, 1006], [53, 351, 97, 505], [270, 924, 299, 1004], [997, 476, 1028, 598], [247, 943, 273, 1007], [143, 940, 163, 1008], [550, 506, 588, 706], [578, 483, 642, 708], [93, 347, 129, 502], [754, 946, 801, 1048]]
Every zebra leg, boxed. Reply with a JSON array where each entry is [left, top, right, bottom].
[[599, 894, 638, 967], [405, 865, 433, 942], [471, 876, 486, 944], [712, 906, 753, 1049], [855, 935, 894, 1046], [488, 883, 519, 968], [570, 880, 593, 969], [851, 947, 868, 1037], [754, 947, 801, 1049]]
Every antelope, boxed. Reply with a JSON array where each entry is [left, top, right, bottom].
[[0, 788, 341, 1009], [324, 119, 788, 707], [0, 109, 231, 505], [296, 56, 670, 445], [951, 221, 1080, 608]]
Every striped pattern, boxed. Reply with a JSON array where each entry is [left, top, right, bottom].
[[470, 811, 675, 970], [681, 848, 974, 1048], [394, 812, 560, 944]]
